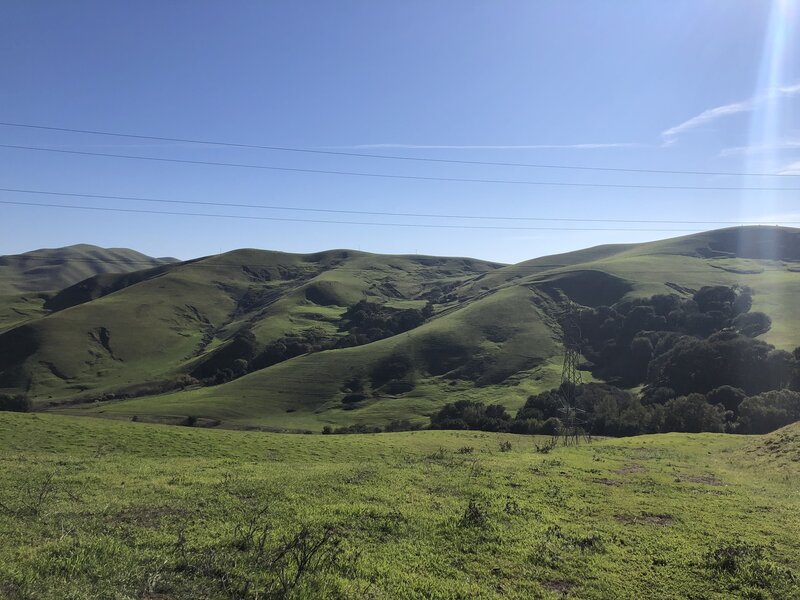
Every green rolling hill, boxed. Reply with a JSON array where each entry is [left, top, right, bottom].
[[1, 226, 800, 430], [0, 244, 174, 332]]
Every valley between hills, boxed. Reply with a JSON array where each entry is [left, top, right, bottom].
[[2, 226, 800, 432]]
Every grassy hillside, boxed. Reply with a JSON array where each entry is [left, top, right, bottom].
[[2, 227, 800, 430], [0, 244, 174, 295], [73, 284, 563, 430], [0, 248, 501, 403], [0, 412, 797, 598], [0, 245, 174, 332]]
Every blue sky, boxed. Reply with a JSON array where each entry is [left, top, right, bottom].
[[1, 1, 799, 263]]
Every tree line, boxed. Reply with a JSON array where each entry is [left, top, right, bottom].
[[430, 285, 800, 436]]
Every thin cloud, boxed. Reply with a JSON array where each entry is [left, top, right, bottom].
[[662, 82, 800, 145], [719, 139, 800, 156], [334, 142, 643, 150], [662, 100, 755, 145], [778, 160, 800, 175]]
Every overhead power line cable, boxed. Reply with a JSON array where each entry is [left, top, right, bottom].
[[0, 120, 797, 178], [2, 144, 800, 191], [0, 198, 716, 231], [1, 186, 796, 225]]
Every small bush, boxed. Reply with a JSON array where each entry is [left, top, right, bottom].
[[427, 447, 447, 461], [341, 393, 366, 404], [534, 438, 558, 454], [706, 542, 763, 574], [0, 393, 32, 412], [456, 446, 474, 454], [702, 539, 797, 594], [384, 419, 421, 432], [459, 499, 488, 528], [499, 440, 513, 452], [332, 424, 381, 434]]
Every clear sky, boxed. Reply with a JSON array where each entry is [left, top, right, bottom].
[[1, 1, 799, 263]]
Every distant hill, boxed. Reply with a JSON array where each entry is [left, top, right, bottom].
[[0, 245, 175, 333], [1, 226, 799, 430], [0, 244, 175, 295]]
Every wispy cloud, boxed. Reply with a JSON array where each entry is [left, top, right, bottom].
[[661, 83, 800, 145], [661, 101, 756, 145], [332, 142, 643, 150], [719, 139, 800, 157], [778, 160, 800, 175], [333, 82, 800, 153]]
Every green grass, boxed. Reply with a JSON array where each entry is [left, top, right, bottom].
[[0, 293, 47, 332], [0, 244, 169, 296], [0, 412, 797, 599]]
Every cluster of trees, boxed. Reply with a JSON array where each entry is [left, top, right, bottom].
[[425, 285, 799, 436], [322, 419, 422, 434], [336, 300, 433, 347], [193, 329, 260, 384], [579, 286, 773, 387], [251, 329, 329, 371], [429, 381, 800, 436], [0, 393, 32, 412], [644, 332, 796, 396], [429, 399, 514, 432]]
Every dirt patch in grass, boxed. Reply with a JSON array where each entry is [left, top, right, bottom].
[[541, 579, 575, 595], [592, 477, 622, 486], [615, 513, 673, 526], [676, 474, 724, 486], [613, 464, 647, 475]]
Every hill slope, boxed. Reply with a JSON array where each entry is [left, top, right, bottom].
[[0, 248, 503, 406], [0, 245, 175, 332], [2, 226, 800, 430], [0, 244, 174, 295]]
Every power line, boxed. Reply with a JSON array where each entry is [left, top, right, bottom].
[[1, 186, 795, 226], [3, 143, 800, 192], [0, 198, 714, 231], [1, 120, 797, 178]]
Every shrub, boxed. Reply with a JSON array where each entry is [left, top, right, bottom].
[[332, 424, 381, 434], [430, 400, 512, 432], [459, 499, 488, 528], [662, 394, 728, 433], [736, 390, 800, 434], [341, 393, 366, 404], [541, 417, 563, 436], [370, 355, 412, 388], [0, 393, 32, 412], [706, 386, 746, 412], [733, 311, 772, 337], [384, 419, 421, 432]]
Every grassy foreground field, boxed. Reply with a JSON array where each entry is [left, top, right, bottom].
[[0, 413, 798, 599]]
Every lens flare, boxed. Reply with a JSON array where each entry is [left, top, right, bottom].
[[744, 1, 798, 343]]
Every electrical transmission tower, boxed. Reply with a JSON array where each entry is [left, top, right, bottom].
[[558, 301, 588, 445]]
